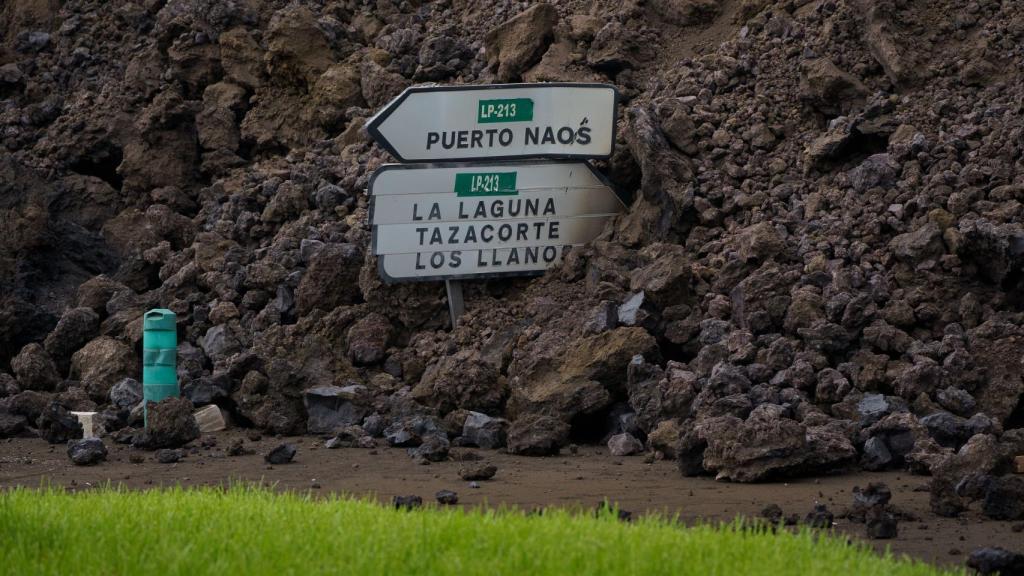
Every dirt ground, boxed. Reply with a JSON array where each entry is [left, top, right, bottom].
[[1, 431, 1020, 568]]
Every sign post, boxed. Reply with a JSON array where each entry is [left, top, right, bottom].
[[445, 280, 465, 326], [365, 83, 622, 327]]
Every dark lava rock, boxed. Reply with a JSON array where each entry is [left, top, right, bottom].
[[67, 437, 107, 465], [507, 414, 569, 456], [920, 411, 972, 448], [967, 548, 1024, 576], [865, 507, 898, 539], [804, 503, 834, 528], [459, 463, 498, 481], [761, 503, 784, 526], [435, 489, 459, 505], [304, 384, 370, 435], [265, 443, 297, 464], [0, 411, 28, 438], [408, 434, 450, 462], [982, 476, 1024, 521], [324, 425, 370, 449], [861, 437, 893, 471], [155, 448, 184, 464], [462, 411, 509, 450], [109, 378, 142, 410], [226, 438, 252, 456], [851, 482, 892, 519], [38, 401, 83, 444], [393, 495, 423, 510], [385, 416, 444, 448], [133, 398, 199, 450]]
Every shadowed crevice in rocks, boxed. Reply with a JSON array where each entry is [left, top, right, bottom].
[[68, 144, 124, 191]]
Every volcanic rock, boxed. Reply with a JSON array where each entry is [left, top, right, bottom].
[[303, 384, 370, 435], [967, 548, 1024, 576], [982, 476, 1024, 521], [133, 398, 200, 450], [607, 433, 644, 457], [38, 401, 83, 444], [435, 490, 459, 506], [67, 438, 107, 466], [408, 434, 450, 462], [265, 443, 297, 465], [11, 344, 60, 392], [393, 495, 423, 510], [109, 378, 143, 410], [156, 448, 184, 464], [507, 414, 569, 456], [461, 411, 509, 450], [484, 3, 557, 82], [459, 464, 498, 481]]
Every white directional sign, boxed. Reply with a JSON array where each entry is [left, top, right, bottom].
[[366, 83, 619, 163], [369, 162, 625, 282]]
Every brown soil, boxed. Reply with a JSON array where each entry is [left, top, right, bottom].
[[2, 433, 1020, 568]]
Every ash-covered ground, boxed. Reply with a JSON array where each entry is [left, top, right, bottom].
[[2, 0, 1024, 562]]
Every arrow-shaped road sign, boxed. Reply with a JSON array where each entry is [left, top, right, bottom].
[[369, 161, 626, 282], [366, 83, 619, 163]]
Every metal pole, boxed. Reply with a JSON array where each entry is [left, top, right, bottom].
[[445, 280, 465, 327]]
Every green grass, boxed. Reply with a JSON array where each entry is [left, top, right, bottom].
[[0, 486, 958, 576]]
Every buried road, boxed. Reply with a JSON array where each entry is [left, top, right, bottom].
[[1, 431, 1021, 568]]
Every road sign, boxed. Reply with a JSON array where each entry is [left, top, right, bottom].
[[366, 83, 619, 163], [369, 161, 625, 283]]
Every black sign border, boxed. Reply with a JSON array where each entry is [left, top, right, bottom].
[[367, 160, 625, 284], [365, 83, 620, 163]]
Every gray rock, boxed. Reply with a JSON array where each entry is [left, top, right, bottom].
[[265, 443, 297, 464], [67, 437, 107, 465], [304, 384, 370, 435], [857, 394, 895, 427], [408, 434, 450, 462], [393, 495, 422, 510], [889, 223, 943, 264], [617, 292, 646, 326], [861, 437, 892, 471], [982, 476, 1024, 521], [937, 386, 976, 416], [38, 402, 83, 444], [200, 324, 240, 362], [582, 301, 618, 334], [155, 448, 183, 464], [849, 153, 898, 192], [462, 411, 509, 450], [109, 378, 143, 410], [435, 489, 459, 505], [920, 411, 971, 448], [607, 432, 644, 456], [966, 548, 1024, 576], [385, 416, 444, 448]]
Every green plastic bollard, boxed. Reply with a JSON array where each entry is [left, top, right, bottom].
[[143, 309, 178, 426]]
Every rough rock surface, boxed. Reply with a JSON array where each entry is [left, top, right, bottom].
[[0, 0, 1022, 491], [133, 398, 200, 450], [67, 437, 107, 466]]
